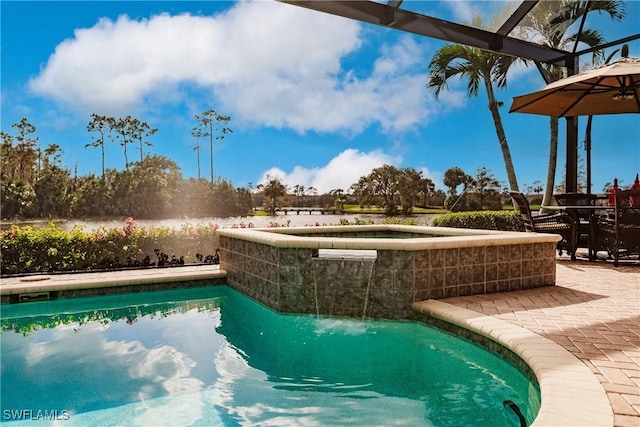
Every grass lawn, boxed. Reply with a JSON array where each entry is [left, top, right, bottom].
[[341, 204, 446, 214], [250, 210, 271, 216]]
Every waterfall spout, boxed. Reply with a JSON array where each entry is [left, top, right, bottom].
[[361, 259, 376, 320], [311, 259, 320, 318]]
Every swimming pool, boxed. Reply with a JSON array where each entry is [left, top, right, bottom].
[[1, 286, 539, 426]]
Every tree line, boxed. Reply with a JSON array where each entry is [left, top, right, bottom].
[[1, 116, 535, 220], [86, 113, 157, 175], [1, 115, 248, 219], [257, 164, 509, 216]]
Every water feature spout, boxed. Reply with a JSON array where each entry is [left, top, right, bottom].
[[311, 259, 320, 318], [361, 259, 376, 320]]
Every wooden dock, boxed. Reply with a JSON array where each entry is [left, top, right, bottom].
[[274, 207, 344, 215]]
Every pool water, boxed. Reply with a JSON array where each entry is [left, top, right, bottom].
[[1, 286, 539, 426]]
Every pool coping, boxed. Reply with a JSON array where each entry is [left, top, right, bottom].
[[0, 265, 227, 299], [216, 224, 560, 250], [413, 299, 614, 427]]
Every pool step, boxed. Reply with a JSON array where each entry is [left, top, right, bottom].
[[15, 291, 57, 303]]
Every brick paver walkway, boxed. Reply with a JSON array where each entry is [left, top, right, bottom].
[[442, 254, 640, 427]]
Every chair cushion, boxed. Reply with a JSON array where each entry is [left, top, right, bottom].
[[534, 223, 572, 232]]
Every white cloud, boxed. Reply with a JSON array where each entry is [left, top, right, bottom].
[[445, 1, 476, 25], [257, 148, 400, 194], [23, 321, 203, 406], [28, 1, 433, 135], [443, 0, 517, 29]]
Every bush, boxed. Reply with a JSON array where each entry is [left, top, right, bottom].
[[482, 191, 504, 210], [466, 197, 483, 211], [431, 210, 523, 231], [444, 195, 468, 212], [0, 218, 219, 276]]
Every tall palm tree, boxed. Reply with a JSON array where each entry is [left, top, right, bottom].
[[196, 109, 232, 184], [86, 114, 109, 179], [191, 127, 203, 180], [520, 0, 625, 204], [258, 177, 288, 215], [428, 27, 520, 192]]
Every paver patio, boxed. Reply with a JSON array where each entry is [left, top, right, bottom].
[[440, 251, 639, 427]]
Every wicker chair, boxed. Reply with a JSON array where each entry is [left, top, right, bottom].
[[590, 189, 640, 267], [510, 192, 577, 260], [554, 192, 598, 258]]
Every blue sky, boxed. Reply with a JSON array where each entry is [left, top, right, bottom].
[[2, 0, 639, 194]]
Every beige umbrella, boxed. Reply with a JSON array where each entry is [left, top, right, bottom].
[[510, 57, 640, 117], [510, 55, 640, 194]]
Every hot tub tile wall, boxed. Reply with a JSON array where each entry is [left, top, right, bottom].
[[219, 232, 558, 320]]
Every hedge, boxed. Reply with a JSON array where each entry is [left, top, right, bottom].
[[0, 218, 220, 276], [430, 210, 524, 231]]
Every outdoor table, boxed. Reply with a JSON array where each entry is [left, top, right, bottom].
[[542, 205, 615, 260], [543, 205, 614, 214]]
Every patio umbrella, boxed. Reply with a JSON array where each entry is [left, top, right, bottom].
[[510, 56, 640, 117], [510, 56, 640, 194]]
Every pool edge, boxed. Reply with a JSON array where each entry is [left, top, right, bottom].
[[413, 299, 614, 427], [2, 266, 614, 426], [0, 266, 227, 302]]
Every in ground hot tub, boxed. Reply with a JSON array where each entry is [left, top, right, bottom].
[[216, 224, 559, 319]]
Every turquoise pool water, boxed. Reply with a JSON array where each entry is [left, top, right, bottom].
[[1, 286, 539, 426]]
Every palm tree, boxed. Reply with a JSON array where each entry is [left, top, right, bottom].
[[257, 176, 288, 215], [196, 109, 232, 184], [191, 127, 203, 180], [418, 177, 435, 207], [130, 118, 157, 163], [12, 117, 39, 183], [443, 166, 470, 196], [108, 115, 135, 170], [520, 0, 625, 205], [427, 20, 520, 192], [293, 184, 305, 207], [86, 114, 109, 178]]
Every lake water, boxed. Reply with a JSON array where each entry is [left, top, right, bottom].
[[5, 213, 438, 232]]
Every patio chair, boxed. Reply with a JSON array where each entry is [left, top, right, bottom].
[[554, 192, 598, 258], [590, 189, 640, 267], [510, 192, 577, 260]]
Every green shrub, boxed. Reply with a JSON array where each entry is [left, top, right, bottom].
[[431, 210, 524, 231], [335, 217, 423, 226], [0, 218, 219, 276], [337, 217, 375, 226], [379, 217, 422, 226]]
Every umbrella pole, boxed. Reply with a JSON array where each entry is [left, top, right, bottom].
[[566, 117, 579, 193], [586, 115, 593, 195]]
